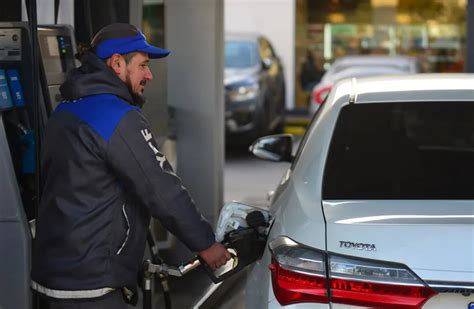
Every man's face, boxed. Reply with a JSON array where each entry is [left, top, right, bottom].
[[123, 52, 153, 95]]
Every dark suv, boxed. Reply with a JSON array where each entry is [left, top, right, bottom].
[[225, 33, 286, 144]]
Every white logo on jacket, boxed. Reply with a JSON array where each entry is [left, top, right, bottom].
[[141, 129, 166, 169]]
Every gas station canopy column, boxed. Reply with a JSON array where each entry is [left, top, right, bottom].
[[165, 0, 224, 225]]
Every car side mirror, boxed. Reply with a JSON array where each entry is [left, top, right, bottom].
[[249, 134, 293, 162], [262, 58, 273, 70]]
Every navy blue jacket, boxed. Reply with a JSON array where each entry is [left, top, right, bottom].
[[31, 52, 215, 299]]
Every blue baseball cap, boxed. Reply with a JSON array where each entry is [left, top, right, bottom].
[[91, 23, 170, 59]]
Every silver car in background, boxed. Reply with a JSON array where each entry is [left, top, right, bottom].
[[309, 55, 421, 114], [246, 74, 474, 309]]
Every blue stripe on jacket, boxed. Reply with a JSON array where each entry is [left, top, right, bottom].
[[54, 94, 137, 142]]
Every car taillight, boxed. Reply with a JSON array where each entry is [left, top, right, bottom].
[[268, 236, 328, 305], [329, 254, 437, 309], [313, 85, 332, 105], [269, 236, 437, 308]]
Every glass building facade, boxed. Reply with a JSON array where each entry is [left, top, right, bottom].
[[295, 0, 467, 108]]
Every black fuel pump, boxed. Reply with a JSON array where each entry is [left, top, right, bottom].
[[0, 21, 38, 309], [0, 22, 41, 212], [0, 21, 78, 225], [0, 5, 78, 309]]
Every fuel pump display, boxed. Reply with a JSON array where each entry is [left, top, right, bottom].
[[0, 28, 21, 61], [38, 25, 78, 113]]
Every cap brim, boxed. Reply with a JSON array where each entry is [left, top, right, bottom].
[[94, 32, 171, 59], [140, 45, 170, 59]]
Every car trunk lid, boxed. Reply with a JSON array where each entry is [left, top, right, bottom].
[[322, 200, 474, 285]]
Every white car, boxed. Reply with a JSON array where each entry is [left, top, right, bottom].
[[309, 55, 421, 115], [326, 55, 421, 75], [245, 74, 474, 309]]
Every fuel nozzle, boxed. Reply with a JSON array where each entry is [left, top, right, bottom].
[[245, 210, 267, 228], [145, 203, 272, 284], [197, 206, 271, 283], [215, 202, 271, 242]]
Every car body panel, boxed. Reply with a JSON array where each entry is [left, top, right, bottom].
[[323, 200, 474, 282], [332, 293, 474, 309], [224, 67, 260, 86], [245, 244, 274, 307], [422, 294, 474, 309], [246, 91, 341, 308]]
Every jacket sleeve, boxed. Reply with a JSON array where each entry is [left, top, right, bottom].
[[106, 109, 215, 252]]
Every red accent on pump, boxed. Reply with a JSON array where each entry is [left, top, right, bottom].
[[330, 278, 437, 309], [269, 259, 328, 306]]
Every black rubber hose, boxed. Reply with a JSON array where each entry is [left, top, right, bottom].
[[143, 286, 152, 309], [26, 0, 41, 219], [25, 2, 42, 308], [146, 230, 172, 309], [159, 275, 172, 309]]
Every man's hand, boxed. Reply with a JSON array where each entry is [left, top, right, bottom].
[[198, 242, 232, 271]]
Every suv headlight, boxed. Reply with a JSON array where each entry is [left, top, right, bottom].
[[228, 84, 259, 102]]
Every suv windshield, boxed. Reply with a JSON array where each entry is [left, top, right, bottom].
[[324, 102, 474, 199], [225, 41, 259, 69]]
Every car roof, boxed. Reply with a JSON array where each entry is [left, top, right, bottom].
[[331, 74, 474, 105], [330, 55, 418, 73], [329, 66, 410, 82], [333, 55, 417, 66], [225, 32, 261, 42]]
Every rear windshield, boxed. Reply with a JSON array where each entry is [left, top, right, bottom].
[[225, 41, 259, 69], [323, 102, 474, 199]]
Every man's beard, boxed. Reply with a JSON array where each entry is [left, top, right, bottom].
[[125, 75, 147, 108]]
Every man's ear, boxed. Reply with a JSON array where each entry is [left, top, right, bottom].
[[106, 53, 125, 75]]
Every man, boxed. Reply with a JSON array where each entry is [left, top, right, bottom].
[[31, 23, 230, 308]]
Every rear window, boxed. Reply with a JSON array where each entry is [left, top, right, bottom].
[[323, 102, 474, 199]]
